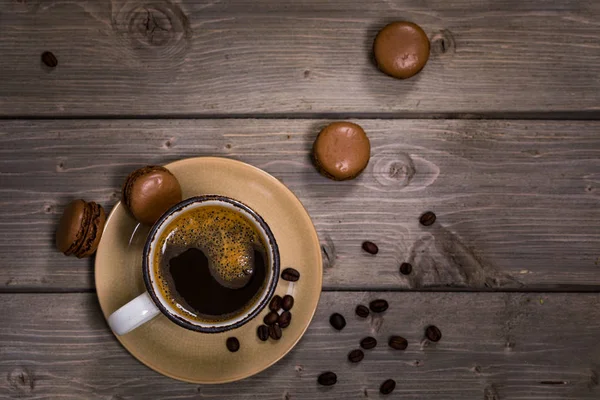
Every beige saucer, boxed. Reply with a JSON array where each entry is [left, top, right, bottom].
[[95, 157, 322, 383]]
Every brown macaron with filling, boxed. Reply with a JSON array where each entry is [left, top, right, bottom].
[[312, 122, 371, 180], [122, 166, 182, 226], [373, 21, 430, 79], [56, 199, 106, 258]]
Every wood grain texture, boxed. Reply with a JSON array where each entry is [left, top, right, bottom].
[[0, 119, 598, 291], [1, 0, 600, 116], [1, 292, 599, 399]]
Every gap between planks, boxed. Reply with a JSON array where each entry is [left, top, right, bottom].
[[1, 111, 600, 121], [2, 286, 600, 294]]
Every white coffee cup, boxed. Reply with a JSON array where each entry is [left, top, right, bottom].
[[108, 195, 280, 335]]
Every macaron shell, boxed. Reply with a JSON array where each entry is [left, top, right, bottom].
[[56, 199, 87, 255], [312, 122, 371, 180], [374, 21, 430, 79], [122, 166, 158, 211], [76, 202, 106, 258], [124, 166, 182, 226]]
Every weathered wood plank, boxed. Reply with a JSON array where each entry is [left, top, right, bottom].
[[1, 119, 599, 291], [1, 292, 599, 399], [1, 0, 600, 116]]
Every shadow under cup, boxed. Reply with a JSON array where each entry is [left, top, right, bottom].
[[143, 195, 280, 333]]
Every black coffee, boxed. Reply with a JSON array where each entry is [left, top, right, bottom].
[[153, 205, 268, 322]]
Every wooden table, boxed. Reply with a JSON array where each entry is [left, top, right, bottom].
[[1, 1, 599, 398]]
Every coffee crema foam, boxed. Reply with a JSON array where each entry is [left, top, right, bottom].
[[153, 205, 268, 322]]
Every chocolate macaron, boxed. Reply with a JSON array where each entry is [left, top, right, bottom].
[[312, 122, 371, 180], [122, 166, 182, 226], [373, 21, 430, 79], [56, 199, 106, 258]]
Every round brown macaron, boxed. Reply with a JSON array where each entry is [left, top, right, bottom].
[[312, 122, 371, 180], [373, 21, 430, 79], [122, 165, 182, 226], [56, 199, 106, 258]]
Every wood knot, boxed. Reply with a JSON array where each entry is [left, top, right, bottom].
[[112, 0, 191, 59], [56, 160, 66, 172], [111, 190, 121, 201], [369, 315, 384, 334], [320, 235, 336, 269], [372, 153, 416, 188], [483, 384, 499, 400], [430, 29, 456, 56], [589, 369, 599, 389], [7, 367, 35, 395], [504, 339, 515, 351], [43, 204, 53, 214]]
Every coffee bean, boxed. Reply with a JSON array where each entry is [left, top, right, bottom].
[[348, 349, 364, 363], [380, 379, 396, 395], [419, 211, 436, 226], [355, 304, 370, 318], [257, 325, 269, 341], [41, 51, 58, 68], [264, 311, 279, 325], [329, 313, 346, 330], [318, 371, 337, 386], [388, 336, 408, 350], [269, 295, 282, 311], [400, 262, 413, 275], [425, 325, 442, 342], [360, 336, 377, 350], [362, 241, 379, 254], [226, 337, 240, 352], [269, 323, 282, 340], [281, 268, 300, 282], [369, 299, 389, 313], [278, 311, 292, 328], [282, 295, 294, 311]]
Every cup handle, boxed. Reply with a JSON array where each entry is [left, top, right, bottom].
[[107, 292, 161, 335]]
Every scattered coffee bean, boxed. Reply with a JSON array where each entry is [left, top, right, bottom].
[[425, 325, 442, 342], [281, 268, 300, 282], [278, 311, 292, 328], [282, 294, 294, 311], [41, 51, 58, 68], [226, 337, 240, 352], [318, 371, 337, 386], [419, 211, 436, 226], [360, 336, 377, 350], [380, 379, 396, 395], [329, 313, 346, 330], [355, 304, 370, 318], [264, 311, 279, 325], [257, 325, 269, 341], [362, 241, 379, 254], [369, 299, 389, 313], [388, 336, 408, 350], [269, 323, 282, 340], [400, 262, 413, 275], [348, 349, 364, 363], [269, 295, 282, 311]]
